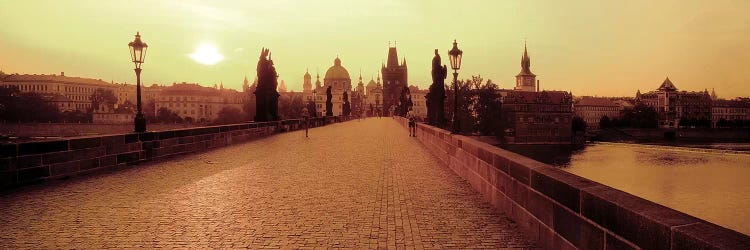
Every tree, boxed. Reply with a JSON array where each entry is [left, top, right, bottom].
[[307, 101, 318, 118], [717, 118, 729, 128], [242, 84, 257, 121], [142, 99, 156, 122], [213, 106, 244, 125], [599, 115, 611, 129], [61, 110, 88, 123], [342, 91, 351, 116], [288, 95, 305, 118], [698, 117, 711, 128], [89, 88, 117, 112], [0, 86, 61, 123], [445, 77, 477, 133], [572, 116, 587, 132], [277, 95, 292, 119], [621, 104, 658, 128], [156, 107, 181, 123], [475, 79, 501, 136], [678, 117, 691, 128]]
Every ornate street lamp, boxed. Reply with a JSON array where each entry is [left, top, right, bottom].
[[128, 32, 148, 133], [448, 39, 463, 134], [312, 89, 317, 117]]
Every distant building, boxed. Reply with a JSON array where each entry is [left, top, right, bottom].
[[612, 99, 634, 112], [155, 82, 244, 122], [0, 72, 166, 114], [0, 72, 116, 112], [351, 74, 366, 116], [381, 45, 407, 116], [500, 90, 574, 144], [408, 85, 427, 121], [364, 76, 383, 116], [316, 56, 352, 116], [113, 83, 136, 105], [92, 103, 134, 124], [636, 77, 712, 128], [574, 97, 620, 129], [514, 42, 538, 92], [302, 70, 314, 104], [278, 80, 287, 93], [711, 98, 750, 127]]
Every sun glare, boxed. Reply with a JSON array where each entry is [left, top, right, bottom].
[[190, 44, 224, 65]]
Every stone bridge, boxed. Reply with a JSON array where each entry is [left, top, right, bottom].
[[2, 117, 748, 249], [0, 118, 536, 249]]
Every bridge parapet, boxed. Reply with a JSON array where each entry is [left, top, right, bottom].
[[394, 117, 750, 250], [0, 116, 348, 189]]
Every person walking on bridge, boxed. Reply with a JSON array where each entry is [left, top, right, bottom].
[[407, 107, 416, 137], [302, 107, 310, 138]]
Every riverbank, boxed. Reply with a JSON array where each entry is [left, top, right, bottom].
[[594, 127, 750, 143]]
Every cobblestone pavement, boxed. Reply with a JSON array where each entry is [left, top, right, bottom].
[[0, 118, 538, 249]]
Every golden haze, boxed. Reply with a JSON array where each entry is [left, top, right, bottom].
[[0, 0, 748, 97]]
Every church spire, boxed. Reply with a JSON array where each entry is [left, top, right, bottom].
[[386, 46, 399, 68], [243, 75, 249, 92], [515, 40, 537, 91], [315, 70, 322, 89], [521, 41, 531, 74]]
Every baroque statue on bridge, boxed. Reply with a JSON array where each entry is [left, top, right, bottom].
[[342, 91, 351, 116], [254, 48, 280, 122], [325, 86, 333, 116], [426, 49, 447, 126], [398, 86, 412, 117]]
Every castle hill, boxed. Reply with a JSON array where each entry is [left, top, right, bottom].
[[1, 1, 749, 249]]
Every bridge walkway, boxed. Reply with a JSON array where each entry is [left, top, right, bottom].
[[0, 118, 537, 249]]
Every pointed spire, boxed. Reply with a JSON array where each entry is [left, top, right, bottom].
[[517, 40, 535, 77], [658, 76, 677, 91], [386, 46, 399, 68]]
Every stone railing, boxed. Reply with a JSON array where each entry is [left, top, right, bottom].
[[395, 117, 749, 250], [1, 116, 348, 189]]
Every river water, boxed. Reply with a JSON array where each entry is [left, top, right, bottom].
[[505, 142, 750, 236]]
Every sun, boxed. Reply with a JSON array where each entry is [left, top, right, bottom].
[[190, 44, 224, 65]]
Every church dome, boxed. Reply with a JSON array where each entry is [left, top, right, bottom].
[[324, 57, 350, 80], [367, 79, 376, 88], [304, 70, 311, 79]]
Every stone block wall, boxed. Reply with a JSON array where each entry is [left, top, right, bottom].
[[1, 117, 346, 189], [395, 117, 749, 250]]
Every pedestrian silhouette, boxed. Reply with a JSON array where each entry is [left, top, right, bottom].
[[302, 107, 310, 138], [407, 107, 416, 137]]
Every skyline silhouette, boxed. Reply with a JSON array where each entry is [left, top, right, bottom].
[[1, 0, 749, 98]]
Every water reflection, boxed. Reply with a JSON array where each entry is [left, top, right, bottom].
[[503, 142, 750, 235]]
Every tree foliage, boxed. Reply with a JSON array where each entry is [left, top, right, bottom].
[[599, 115, 611, 129], [475, 79, 502, 136], [213, 106, 244, 125], [620, 104, 658, 128], [0, 86, 61, 122], [572, 116, 587, 132], [156, 107, 182, 123], [89, 88, 117, 111], [444, 75, 502, 135]]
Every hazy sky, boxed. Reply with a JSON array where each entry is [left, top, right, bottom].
[[1, 0, 749, 98]]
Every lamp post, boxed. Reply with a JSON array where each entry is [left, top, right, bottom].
[[312, 89, 317, 117], [448, 39, 463, 134], [128, 32, 148, 133]]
